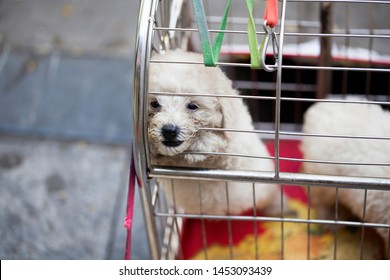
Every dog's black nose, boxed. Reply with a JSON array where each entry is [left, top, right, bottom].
[[161, 124, 180, 141]]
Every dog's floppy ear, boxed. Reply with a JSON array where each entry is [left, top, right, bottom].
[[218, 89, 255, 131]]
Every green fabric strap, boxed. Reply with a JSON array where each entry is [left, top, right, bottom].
[[246, 0, 267, 69], [193, 0, 271, 69], [192, 0, 231, 66]]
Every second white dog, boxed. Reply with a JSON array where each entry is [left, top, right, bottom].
[[301, 100, 390, 248], [148, 50, 280, 215]]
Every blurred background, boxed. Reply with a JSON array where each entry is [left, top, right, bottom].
[[0, 0, 149, 259]]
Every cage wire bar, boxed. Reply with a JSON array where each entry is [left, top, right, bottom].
[[134, 0, 390, 260], [134, 0, 160, 259]]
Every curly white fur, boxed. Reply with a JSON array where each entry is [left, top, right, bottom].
[[301, 100, 390, 248], [148, 50, 280, 215]]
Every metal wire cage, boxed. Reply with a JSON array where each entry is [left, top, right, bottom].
[[133, 0, 390, 260]]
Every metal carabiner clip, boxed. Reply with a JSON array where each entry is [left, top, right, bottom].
[[260, 20, 279, 72]]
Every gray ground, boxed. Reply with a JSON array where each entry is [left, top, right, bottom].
[[0, 0, 149, 260]]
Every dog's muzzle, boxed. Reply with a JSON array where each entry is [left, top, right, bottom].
[[161, 124, 183, 147]]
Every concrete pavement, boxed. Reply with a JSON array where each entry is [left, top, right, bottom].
[[0, 0, 150, 259]]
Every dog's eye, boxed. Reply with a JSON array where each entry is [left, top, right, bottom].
[[150, 100, 161, 109], [187, 102, 199, 111]]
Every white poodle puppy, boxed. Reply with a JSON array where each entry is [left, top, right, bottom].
[[301, 100, 390, 247], [148, 50, 280, 215]]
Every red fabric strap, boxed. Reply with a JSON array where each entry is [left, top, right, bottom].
[[124, 150, 137, 260], [264, 0, 278, 28]]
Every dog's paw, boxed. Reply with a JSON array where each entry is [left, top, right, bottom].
[[264, 194, 290, 216], [184, 132, 226, 164], [184, 153, 207, 163]]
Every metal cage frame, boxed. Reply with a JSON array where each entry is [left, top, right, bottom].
[[134, 0, 390, 260]]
